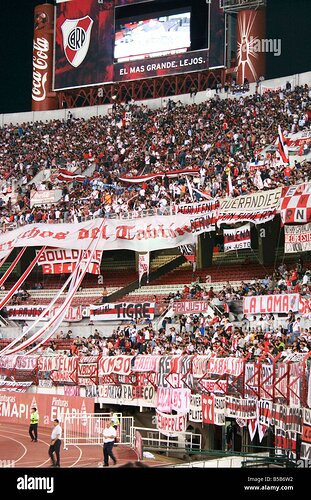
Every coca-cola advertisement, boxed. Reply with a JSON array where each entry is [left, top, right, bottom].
[[32, 3, 57, 111]]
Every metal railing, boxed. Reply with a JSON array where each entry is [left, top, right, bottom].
[[220, 0, 266, 13], [63, 412, 134, 449], [129, 426, 202, 453]]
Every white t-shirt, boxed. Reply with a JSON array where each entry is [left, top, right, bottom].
[[103, 426, 117, 444], [51, 424, 62, 440]]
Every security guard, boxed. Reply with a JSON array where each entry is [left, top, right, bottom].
[[110, 412, 120, 430], [29, 407, 39, 442]]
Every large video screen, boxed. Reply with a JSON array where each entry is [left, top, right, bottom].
[[114, 11, 191, 62], [54, 0, 225, 90]]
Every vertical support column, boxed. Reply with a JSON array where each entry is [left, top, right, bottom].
[[257, 217, 283, 266], [236, 8, 266, 84], [197, 232, 215, 269], [32, 4, 58, 111]]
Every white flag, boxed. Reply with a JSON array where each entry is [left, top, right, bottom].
[[138, 253, 149, 287]]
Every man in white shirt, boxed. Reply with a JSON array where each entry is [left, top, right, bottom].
[[49, 419, 62, 467], [103, 422, 117, 467]]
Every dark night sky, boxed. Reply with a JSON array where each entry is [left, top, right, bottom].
[[0, 0, 310, 115]]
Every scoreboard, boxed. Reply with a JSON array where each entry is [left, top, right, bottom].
[[53, 0, 225, 90]]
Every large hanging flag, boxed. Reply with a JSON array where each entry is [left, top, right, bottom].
[[278, 125, 290, 164], [179, 244, 196, 272], [223, 224, 251, 252], [280, 183, 311, 225], [138, 253, 150, 287]]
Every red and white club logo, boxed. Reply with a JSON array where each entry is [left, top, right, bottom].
[[61, 16, 93, 68]]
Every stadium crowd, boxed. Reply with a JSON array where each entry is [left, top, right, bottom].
[[36, 305, 311, 361], [0, 84, 311, 227], [1, 82, 311, 360], [164, 258, 311, 305]]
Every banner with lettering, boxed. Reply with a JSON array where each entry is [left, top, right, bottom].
[[172, 301, 211, 315], [132, 355, 160, 373], [36, 247, 103, 275], [98, 356, 133, 377], [90, 302, 155, 321], [207, 357, 244, 377], [275, 428, 297, 458], [202, 394, 226, 425], [189, 394, 202, 422], [285, 224, 311, 253], [38, 356, 78, 384], [156, 388, 190, 413], [5, 305, 83, 322], [218, 188, 282, 226], [0, 392, 94, 426], [77, 356, 98, 386], [0, 216, 206, 260], [223, 224, 251, 252], [257, 399, 273, 442], [86, 384, 155, 407], [225, 396, 257, 420], [243, 294, 300, 314], [155, 409, 188, 437], [0, 381, 32, 393], [303, 408, 311, 444]]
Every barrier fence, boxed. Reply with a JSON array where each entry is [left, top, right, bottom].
[[63, 412, 134, 449], [129, 426, 202, 453]]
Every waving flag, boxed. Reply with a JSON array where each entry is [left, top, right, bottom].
[[278, 126, 290, 164], [227, 170, 234, 197]]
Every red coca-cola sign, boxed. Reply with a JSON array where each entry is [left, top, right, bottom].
[[32, 37, 49, 102], [32, 4, 57, 111]]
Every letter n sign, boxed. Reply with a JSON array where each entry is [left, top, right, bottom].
[[294, 208, 306, 223]]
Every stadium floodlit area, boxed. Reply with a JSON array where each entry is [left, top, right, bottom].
[[0, 0, 311, 471]]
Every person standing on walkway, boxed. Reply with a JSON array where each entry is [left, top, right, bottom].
[[29, 407, 39, 442], [49, 419, 62, 467], [103, 421, 117, 467]]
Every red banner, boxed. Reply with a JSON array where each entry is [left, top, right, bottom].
[[0, 392, 94, 427], [280, 183, 311, 225], [32, 3, 57, 111], [202, 394, 215, 424]]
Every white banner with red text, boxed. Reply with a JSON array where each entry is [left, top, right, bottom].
[[155, 409, 188, 436], [5, 305, 84, 322], [284, 224, 311, 253], [243, 294, 300, 314], [36, 247, 103, 275]]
